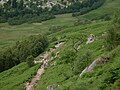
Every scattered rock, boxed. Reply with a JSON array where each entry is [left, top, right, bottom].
[[34, 60, 42, 64], [77, 45, 81, 50], [46, 84, 59, 90], [80, 58, 100, 77], [86, 34, 95, 44], [80, 55, 110, 77], [101, 56, 110, 64]]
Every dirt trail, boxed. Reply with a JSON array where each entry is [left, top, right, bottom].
[[25, 42, 64, 90]]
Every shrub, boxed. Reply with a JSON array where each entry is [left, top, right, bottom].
[[73, 51, 92, 75], [59, 49, 76, 64], [112, 79, 120, 90], [26, 55, 34, 67], [0, 16, 7, 23], [0, 34, 48, 72], [8, 16, 25, 25]]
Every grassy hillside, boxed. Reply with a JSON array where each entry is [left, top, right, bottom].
[[0, 14, 76, 50], [36, 20, 109, 90], [81, 0, 120, 19], [35, 0, 120, 89], [1, 0, 120, 50], [0, 0, 120, 90], [0, 63, 40, 90]]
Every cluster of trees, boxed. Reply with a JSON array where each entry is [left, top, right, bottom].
[[0, 0, 105, 25], [72, 0, 105, 17], [0, 34, 48, 72], [8, 13, 55, 25], [50, 0, 105, 15], [0, 0, 55, 25]]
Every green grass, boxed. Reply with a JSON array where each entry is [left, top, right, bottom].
[[0, 0, 120, 50], [0, 63, 40, 90], [81, 0, 120, 19], [35, 20, 108, 90], [0, 14, 76, 50], [36, 64, 73, 90], [60, 46, 120, 90], [0, 0, 120, 90]]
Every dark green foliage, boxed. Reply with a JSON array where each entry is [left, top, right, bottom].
[[8, 16, 25, 25], [0, 0, 104, 25], [11, 0, 17, 8], [112, 79, 120, 90], [0, 34, 48, 72], [26, 55, 34, 67], [73, 51, 92, 75], [0, 16, 7, 23], [8, 13, 55, 25], [18, 0, 24, 10], [50, 37, 58, 43], [0, 0, 55, 25], [59, 49, 76, 64], [74, 18, 91, 26], [72, 0, 105, 17], [105, 15, 120, 51]]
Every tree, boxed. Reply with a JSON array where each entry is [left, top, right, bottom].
[[26, 55, 34, 67], [12, 0, 17, 8], [0, 53, 5, 72], [18, 0, 24, 10], [0, 34, 48, 72]]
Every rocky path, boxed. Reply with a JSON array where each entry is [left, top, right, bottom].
[[25, 42, 64, 90]]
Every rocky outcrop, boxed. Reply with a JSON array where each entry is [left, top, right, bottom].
[[80, 58, 101, 77], [80, 55, 110, 77], [46, 84, 59, 90], [86, 34, 95, 44]]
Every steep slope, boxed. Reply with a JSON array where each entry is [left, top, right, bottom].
[[0, 0, 120, 90], [35, 0, 120, 89], [81, 0, 120, 19], [0, 63, 39, 90], [69, 46, 120, 90], [35, 20, 108, 90]]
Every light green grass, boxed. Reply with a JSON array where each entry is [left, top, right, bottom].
[[0, 14, 76, 50], [81, 0, 120, 19], [1, 0, 120, 50], [36, 20, 109, 90], [0, 62, 40, 90], [0, 0, 120, 90]]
